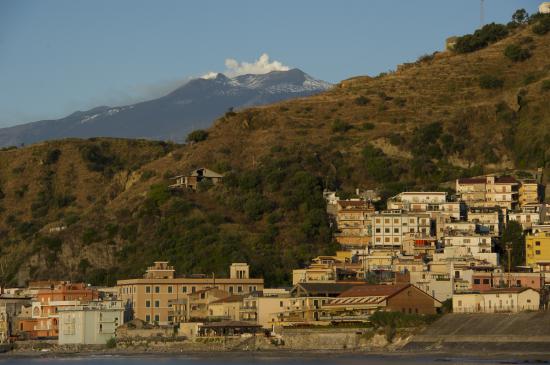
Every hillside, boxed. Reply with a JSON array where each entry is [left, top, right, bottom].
[[0, 18, 549, 287]]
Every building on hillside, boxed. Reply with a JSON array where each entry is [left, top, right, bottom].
[[372, 210, 432, 248], [18, 282, 98, 338], [456, 176, 519, 210], [402, 236, 438, 258], [509, 204, 544, 231], [453, 288, 540, 313], [169, 168, 224, 190], [541, 2, 550, 14], [240, 289, 291, 329], [334, 200, 375, 249], [466, 206, 503, 236], [387, 192, 463, 220], [117, 262, 263, 325], [58, 301, 124, 345], [471, 271, 544, 291], [519, 179, 542, 206], [526, 231, 550, 270], [321, 284, 441, 322], [443, 220, 477, 234], [442, 231, 493, 257]]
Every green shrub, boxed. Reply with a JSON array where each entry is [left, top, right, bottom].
[[44, 149, 61, 164], [354, 96, 370, 106], [331, 119, 352, 133], [532, 17, 550, 35], [454, 23, 509, 53], [80, 144, 119, 174], [541, 80, 550, 92], [106, 337, 117, 349], [82, 228, 100, 245], [363, 122, 375, 130], [504, 44, 531, 62], [479, 75, 504, 89], [186, 129, 209, 143]]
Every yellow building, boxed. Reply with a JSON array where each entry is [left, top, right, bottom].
[[526, 231, 550, 269], [117, 262, 263, 325], [519, 180, 541, 207]]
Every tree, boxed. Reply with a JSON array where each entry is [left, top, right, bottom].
[[186, 129, 209, 143], [512, 9, 529, 24], [499, 221, 525, 269]]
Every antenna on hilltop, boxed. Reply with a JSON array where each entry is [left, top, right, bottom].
[[480, 0, 485, 27]]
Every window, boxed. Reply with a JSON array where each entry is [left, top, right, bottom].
[[393, 228, 399, 233], [483, 279, 490, 284], [536, 250, 541, 255], [155, 286, 160, 293], [536, 241, 541, 246], [146, 315, 151, 322], [474, 279, 480, 284], [168, 286, 173, 294], [375, 228, 381, 233], [191, 287, 196, 293], [238, 286, 243, 293], [280, 301, 284, 307], [155, 300, 160, 308], [154, 315, 159, 322], [384, 228, 390, 233], [182, 286, 187, 293], [146, 300, 151, 308], [146, 286, 151, 294]]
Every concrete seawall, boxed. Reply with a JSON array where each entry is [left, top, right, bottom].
[[405, 311, 550, 353]]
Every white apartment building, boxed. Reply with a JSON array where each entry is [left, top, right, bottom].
[[387, 192, 463, 220], [372, 210, 431, 247], [58, 301, 124, 345], [509, 203, 544, 230], [466, 206, 503, 236]]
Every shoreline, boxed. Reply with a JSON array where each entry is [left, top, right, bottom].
[[3, 348, 550, 361]]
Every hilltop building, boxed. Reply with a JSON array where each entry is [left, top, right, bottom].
[[169, 168, 223, 190], [540, 2, 550, 14]]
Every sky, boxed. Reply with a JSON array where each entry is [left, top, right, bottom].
[[0, 0, 542, 128]]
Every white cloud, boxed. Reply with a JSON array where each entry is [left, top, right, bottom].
[[201, 53, 290, 79], [200, 71, 219, 80]]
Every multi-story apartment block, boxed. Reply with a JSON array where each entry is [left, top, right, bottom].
[[19, 282, 98, 338], [509, 203, 544, 230], [372, 210, 431, 248], [58, 300, 124, 345], [456, 176, 519, 210], [466, 206, 503, 236], [334, 200, 375, 248], [117, 262, 263, 325], [519, 179, 542, 207], [387, 192, 463, 220], [526, 231, 550, 271]]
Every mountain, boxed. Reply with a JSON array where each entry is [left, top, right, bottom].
[[0, 20, 549, 287], [0, 69, 331, 147]]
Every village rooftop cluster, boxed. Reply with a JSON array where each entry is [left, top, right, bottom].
[[0, 168, 548, 346]]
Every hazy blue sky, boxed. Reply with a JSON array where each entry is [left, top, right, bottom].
[[0, 0, 541, 127]]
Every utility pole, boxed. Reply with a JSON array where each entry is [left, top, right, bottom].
[[480, 0, 485, 27], [505, 242, 512, 287]]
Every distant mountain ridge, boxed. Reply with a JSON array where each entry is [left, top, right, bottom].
[[0, 68, 331, 147]]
